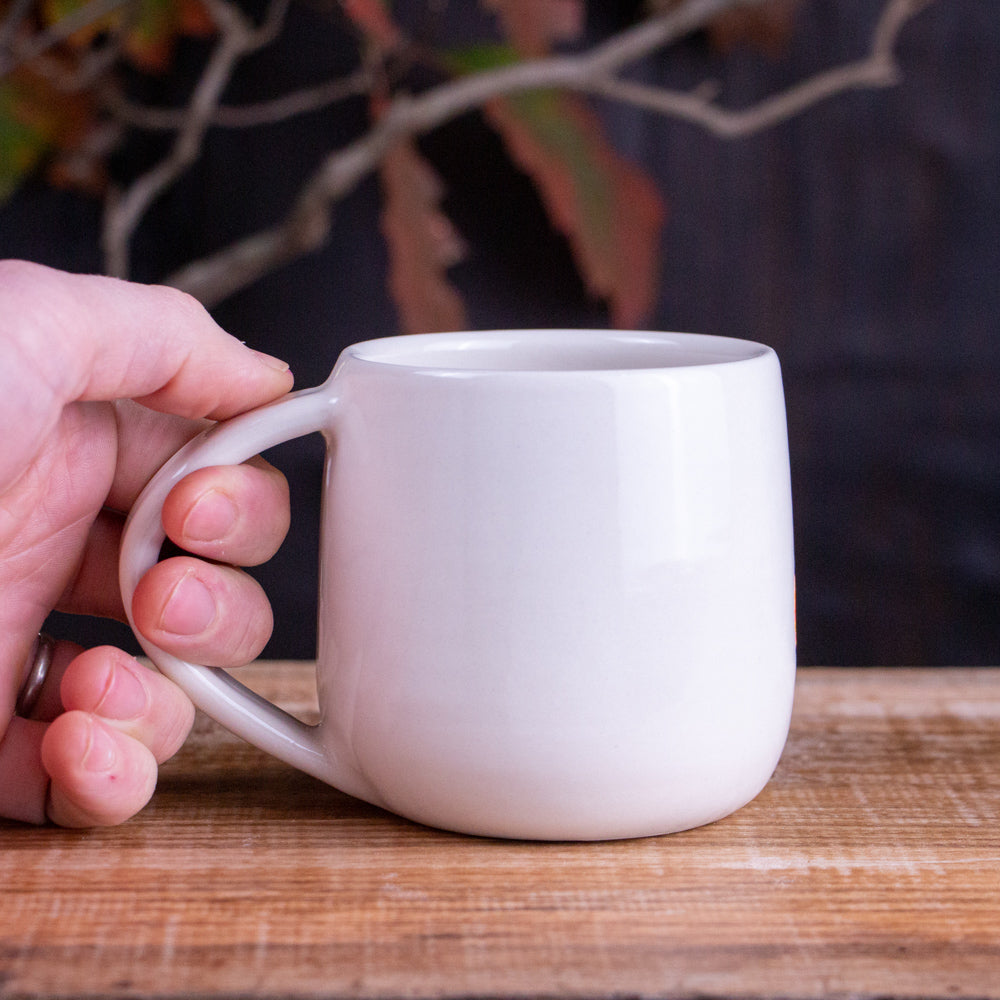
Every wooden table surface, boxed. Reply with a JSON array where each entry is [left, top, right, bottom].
[[2, 665, 998, 1000]]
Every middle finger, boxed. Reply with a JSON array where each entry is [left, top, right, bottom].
[[161, 461, 291, 567], [56, 459, 289, 624]]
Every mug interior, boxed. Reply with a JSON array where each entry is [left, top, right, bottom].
[[347, 330, 770, 373]]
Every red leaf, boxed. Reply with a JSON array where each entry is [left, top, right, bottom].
[[379, 140, 468, 335], [340, 0, 402, 51], [0, 65, 97, 200], [708, 0, 800, 57], [482, 0, 585, 57], [483, 91, 665, 329]]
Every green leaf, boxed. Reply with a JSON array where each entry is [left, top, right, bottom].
[[0, 82, 56, 202], [442, 44, 520, 75]]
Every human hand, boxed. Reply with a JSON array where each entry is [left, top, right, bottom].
[[0, 260, 294, 827]]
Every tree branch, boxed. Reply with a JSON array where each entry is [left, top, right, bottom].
[[583, 0, 930, 138], [103, 65, 373, 131], [170, 0, 935, 307], [0, 0, 939, 304], [101, 0, 291, 277], [168, 0, 778, 303]]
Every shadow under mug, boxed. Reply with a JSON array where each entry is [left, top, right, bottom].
[[120, 329, 796, 841]]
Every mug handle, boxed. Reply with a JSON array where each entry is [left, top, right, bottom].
[[119, 380, 364, 795]]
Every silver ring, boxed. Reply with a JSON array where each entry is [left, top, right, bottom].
[[15, 633, 55, 718]]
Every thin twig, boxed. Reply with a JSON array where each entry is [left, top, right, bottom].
[[872, 0, 937, 55], [583, 0, 921, 138], [101, 0, 291, 277], [104, 65, 373, 131], [589, 59, 896, 139], [167, 0, 773, 302], [18, 35, 123, 92], [168, 0, 934, 307]]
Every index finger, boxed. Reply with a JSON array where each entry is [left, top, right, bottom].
[[0, 260, 293, 494], [0, 260, 293, 417]]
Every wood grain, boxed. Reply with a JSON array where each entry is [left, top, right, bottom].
[[2, 666, 999, 999]]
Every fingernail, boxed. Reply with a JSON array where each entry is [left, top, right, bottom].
[[96, 659, 150, 721], [183, 488, 237, 543], [251, 350, 291, 374], [83, 718, 119, 773], [160, 571, 217, 636]]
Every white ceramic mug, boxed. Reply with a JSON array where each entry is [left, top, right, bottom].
[[120, 329, 796, 841]]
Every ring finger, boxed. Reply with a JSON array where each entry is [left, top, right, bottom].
[[130, 556, 274, 668]]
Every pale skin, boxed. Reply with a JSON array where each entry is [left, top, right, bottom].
[[0, 259, 294, 827]]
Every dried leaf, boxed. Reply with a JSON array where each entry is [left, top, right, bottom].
[[708, 0, 800, 56], [0, 90, 47, 201], [483, 0, 585, 57], [0, 67, 94, 202], [177, 0, 214, 37], [646, 0, 800, 57], [379, 140, 468, 335], [40, 0, 101, 39], [40, 0, 215, 72], [449, 29, 665, 328], [123, 0, 215, 72], [484, 90, 665, 328], [340, 0, 402, 51]]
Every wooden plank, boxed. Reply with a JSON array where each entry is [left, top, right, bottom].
[[2, 666, 999, 999]]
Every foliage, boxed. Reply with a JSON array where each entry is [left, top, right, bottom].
[[0, 0, 811, 330], [348, 0, 667, 330], [0, 67, 90, 199], [0, 0, 212, 196]]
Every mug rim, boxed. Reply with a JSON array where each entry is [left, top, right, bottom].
[[342, 329, 774, 376]]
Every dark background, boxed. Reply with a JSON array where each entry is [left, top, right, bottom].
[[3, 0, 997, 665]]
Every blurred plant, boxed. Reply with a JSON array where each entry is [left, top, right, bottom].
[[0, 0, 936, 332]]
